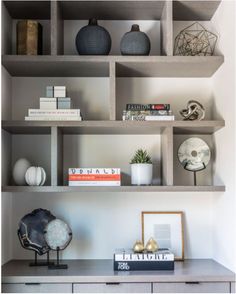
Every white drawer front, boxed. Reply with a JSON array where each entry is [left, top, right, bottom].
[[2, 283, 72, 293], [153, 282, 230, 293], [73, 283, 151, 293]]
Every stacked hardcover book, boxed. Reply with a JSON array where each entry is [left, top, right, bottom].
[[122, 104, 174, 121], [25, 86, 82, 121], [68, 168, 121, 186], [114, 249, 174, 271]]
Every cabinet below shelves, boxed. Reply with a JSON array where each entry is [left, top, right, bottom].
[[2, 185, 225, 193]]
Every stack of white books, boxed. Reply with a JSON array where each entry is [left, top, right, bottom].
[[25, 109, 82, 121], [25, 86, 82, 121]]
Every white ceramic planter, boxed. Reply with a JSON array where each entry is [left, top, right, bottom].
[[131, 163, 153, 185]]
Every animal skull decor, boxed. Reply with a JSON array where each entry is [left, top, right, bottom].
[[180, 100, 205, 121]]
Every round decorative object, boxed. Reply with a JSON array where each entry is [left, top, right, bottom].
[[145, 237, 159, 253], [18, 208, 56, 255], [13, 158, 31, 185], [75, 18, 111, 55], [25, 166, 46, 186], [178, 138, 211, 171], [120, 24, 151, 56], [44, 219, 72, 250], [133, 240, 144, 253], [180, 100, 205, 121], [174, 22, 217, 56]]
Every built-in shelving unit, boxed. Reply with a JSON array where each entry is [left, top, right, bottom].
[[2, 55, 224, 77], [2, 185, 225, 193], [2, 120, 225, 135], [2, 0, 224, 193]]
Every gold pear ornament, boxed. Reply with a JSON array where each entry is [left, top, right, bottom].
[[145, 237, 159, 252], [133, 240, 145, 253]]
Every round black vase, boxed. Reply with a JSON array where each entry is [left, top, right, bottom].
[[76, 19, 111, 55], [120, 24, 151, 56]]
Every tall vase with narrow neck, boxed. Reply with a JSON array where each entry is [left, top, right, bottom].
[[75, 18, 112, 55], [120, 24, 151, 55]]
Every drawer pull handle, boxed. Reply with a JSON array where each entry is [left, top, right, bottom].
[[106, 282, 120, 285], [185, 282, 200, 285], [25, 283, 41, 285]]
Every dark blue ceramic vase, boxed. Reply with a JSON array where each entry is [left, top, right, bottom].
[[76, 19, 111, 55], [120, 24, 151, 56]]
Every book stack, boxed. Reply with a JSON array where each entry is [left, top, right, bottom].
[[68, 168, 121, 186], [114, 249, 174, 271], [122, 104, 175, 121], [25, 86, 82, 121]]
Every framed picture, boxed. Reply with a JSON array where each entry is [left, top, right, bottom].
[[142, 211, 184, 260]]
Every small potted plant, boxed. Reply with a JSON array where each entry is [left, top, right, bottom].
[[130, 149, 153, 185]]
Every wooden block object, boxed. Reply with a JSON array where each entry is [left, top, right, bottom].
[[17, 20, 42, 55]]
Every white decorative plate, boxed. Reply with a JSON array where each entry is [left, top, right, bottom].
[[178, 137, 211, 171], [44, 219, 72, 250]]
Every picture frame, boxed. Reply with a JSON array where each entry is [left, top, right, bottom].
[[142, 211, 184, 260]]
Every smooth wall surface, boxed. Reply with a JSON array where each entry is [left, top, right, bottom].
[[211, 1, 236, 272]]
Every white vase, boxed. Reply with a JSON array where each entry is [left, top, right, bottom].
[[13, 158, 31, 185], [25, 166, 46, 186], [131, 163, 153, 185]]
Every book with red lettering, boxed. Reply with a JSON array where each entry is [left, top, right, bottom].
[[68, 168, 121, 186]]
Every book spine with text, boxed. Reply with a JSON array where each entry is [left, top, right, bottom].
[[114, 253, 174, 261], [69, 168, 120, 175], [25, 116, 81, 121], [28, 109, 80, 116], [126, 104, 170, 111], [69, 174, 121, 181], [145, 115, 175, 121], [69, 181, 121, 186], [114, 260, 174, 271]]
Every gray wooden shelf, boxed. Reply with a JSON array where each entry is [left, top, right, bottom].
[[2, 259, 234, 283], [3, 0, 51, 19], [59, 0, 165, 20], [2, 55, 224, 77], [173, 0, 221, 21], [3, 0, 221, 21], [2, 120, 225, 135], [2, 185, 225, 193]]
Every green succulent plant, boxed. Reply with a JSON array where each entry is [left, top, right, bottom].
[[130, 149, 152, 164]]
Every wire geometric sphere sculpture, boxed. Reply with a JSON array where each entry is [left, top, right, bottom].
[[174, 22, 217, 56]]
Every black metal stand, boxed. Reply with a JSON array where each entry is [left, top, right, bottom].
[[184, 162, 206, 186], [29, 251, 54, 267], [48, 247, 68, 270]]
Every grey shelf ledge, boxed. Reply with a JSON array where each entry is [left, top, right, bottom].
[[2, 185, 225, 193], [2, 55, 224, 77], [2, 120, 225, 135], [2, 259, 234, 283], [173, 0, 221, 21]]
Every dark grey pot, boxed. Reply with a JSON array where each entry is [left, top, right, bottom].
[[120, 24, 151, 56], [76, 19, 111, 55]]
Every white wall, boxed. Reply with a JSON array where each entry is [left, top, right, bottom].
[[211, 0, 236, 272]]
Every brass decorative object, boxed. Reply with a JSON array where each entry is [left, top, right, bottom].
[[180, 100, 205, 121], [174, 22, 217, 56], [133, 240, 144, 253], [17, 20, 42, 55], [145, 237, 159, 253]]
